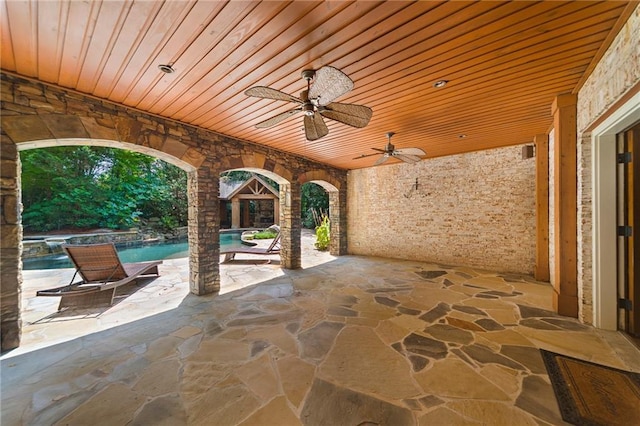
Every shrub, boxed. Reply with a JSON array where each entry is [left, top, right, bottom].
[[252, 229, 278, 240], [315, 216, 330, 251]]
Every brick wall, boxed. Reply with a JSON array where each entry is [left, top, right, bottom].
[[347, 145, 536, 274]]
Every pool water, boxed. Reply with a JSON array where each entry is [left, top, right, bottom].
[[22, 231, 248, 270]]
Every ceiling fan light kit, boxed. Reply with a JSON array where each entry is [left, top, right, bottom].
[[245, 66, 372, 141], [354, 132, 426, 166]]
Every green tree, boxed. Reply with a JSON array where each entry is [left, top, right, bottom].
[[301, 182, 329, 228], [20, 146, 187, 233], [21, 147, 109, 231]]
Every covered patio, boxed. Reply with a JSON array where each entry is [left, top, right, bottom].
[[3, 231, 640, 424], [1, 1, 640, 424]]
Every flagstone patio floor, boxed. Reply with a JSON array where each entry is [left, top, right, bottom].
[[2, 231, 640, 425]]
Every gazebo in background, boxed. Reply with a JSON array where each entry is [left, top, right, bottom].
[[219, 174, 279, 229]]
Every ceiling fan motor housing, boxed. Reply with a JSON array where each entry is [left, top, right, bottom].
[[299, 89, 315, 116], [302, 103, 315, 116], [301, 69, 316, 81]]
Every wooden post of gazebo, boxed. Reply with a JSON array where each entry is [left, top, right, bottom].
[[231, 198, 240, 229], [273, 198, 280, 225]]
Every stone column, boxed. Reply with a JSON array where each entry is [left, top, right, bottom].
[[329, 185, 348, 256], [279, 182, 301, 269], [1, 138, 22, 351], [551, 94, 578, 317], [187, 163, 220, 295]]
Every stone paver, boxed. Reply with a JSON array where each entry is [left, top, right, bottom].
[[2, 231, 640, 425]]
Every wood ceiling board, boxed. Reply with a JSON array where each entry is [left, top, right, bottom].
[[320, 2, 592, 98], [74, 1, 131, 93], [57, 0, 103, 88], [140, 1, 276, 114], [1, 0, 634, 170], [91, 1, 165, 99], [210, 3, 510, 132], [107, 1, 199, 103], [133, 1, 257, 111], [4, 0, 38, 76], [121, 1, 227, 106], [155, 1, 307, 119], [367, 66, 587, 127], [190, 1, 401, 131], [173, 1, 398, 127], [0, 1, 16, 71], [36, 0, 67, 84], [344, 16, 615, 111], [178, 1, 366, 127]]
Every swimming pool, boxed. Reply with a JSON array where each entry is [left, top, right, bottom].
[[22, 231, 249, 270]]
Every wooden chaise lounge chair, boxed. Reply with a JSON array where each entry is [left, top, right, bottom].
[[220, 232, 281, 263], [36, 243, 161, 310]]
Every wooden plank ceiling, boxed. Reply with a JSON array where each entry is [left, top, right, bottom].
[[1, 1, 635, 170]]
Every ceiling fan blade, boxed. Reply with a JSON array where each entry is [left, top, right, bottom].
[[394, 153, 422, 163], [309, 66, 354, 106], [371, 147, 386, 153], [374, 155, 389, 166], [255, 108, 300, 128], [353, 152, 381, 160], [394, 147, 425, 156], [320, 102, 373, 128], [245, 86, 302, 104], [304, 113, 329, 141]]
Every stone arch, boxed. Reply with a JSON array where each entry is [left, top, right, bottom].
[[15, 138, 197, 172], [4, 114, 207, 170], [220, 164, 306, 269], [2, 117, 218, 350], [298, 170, 347, 256], [220, 151, 294, 184], [3, 109, 221, 298]]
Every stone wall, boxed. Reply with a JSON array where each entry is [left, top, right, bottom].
[[0, 137, 22, 350], [577, 6, 640, 133], [347, 145, 536, 274], [576, 5, 640, 324]]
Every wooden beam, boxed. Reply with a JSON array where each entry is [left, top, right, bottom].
[[236, 194, 277, 200], [551, 94, 578, 317], [535, 133, 550, 282]]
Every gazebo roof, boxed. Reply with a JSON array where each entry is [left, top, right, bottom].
[[219, 175, 279, 201]]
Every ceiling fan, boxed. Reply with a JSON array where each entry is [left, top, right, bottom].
[[245, 66, 372, 141], [354, 132, 426, 166]]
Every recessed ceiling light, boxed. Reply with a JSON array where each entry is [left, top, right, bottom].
[[458, 134, 467, 139], [433, 80, 448, 88], [158, 64, 175, 74]]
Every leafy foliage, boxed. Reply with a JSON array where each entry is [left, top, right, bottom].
[[21, 148, 331, 234], [252, 229, 279, 240], [314, 215, 330, 251], [302, 182, 329, 228], [20, 147, 187, 232]]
